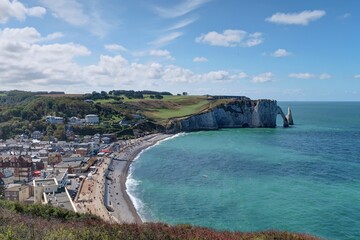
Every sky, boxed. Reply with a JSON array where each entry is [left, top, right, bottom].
[[0, 0, 360, 101]]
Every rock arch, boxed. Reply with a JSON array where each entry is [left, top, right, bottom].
[[277, 106, 289, 128]]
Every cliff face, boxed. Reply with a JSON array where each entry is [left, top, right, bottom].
[[167, 99, 288, 133]]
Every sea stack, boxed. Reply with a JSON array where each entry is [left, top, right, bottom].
[[286, 107, 294, 125]]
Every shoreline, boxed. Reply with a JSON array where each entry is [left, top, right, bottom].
[[108, 133, 174, 224]]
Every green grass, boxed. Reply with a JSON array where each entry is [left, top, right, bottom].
[[92, 94, 237, 124], [133, 96, 212, 122], [94, 98, 117, 104], [145, 99, 210, 120]]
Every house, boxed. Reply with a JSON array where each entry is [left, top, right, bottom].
[[4, 184, 31, 202], [33, 178, 76, 212], [48, 153, 62, 166], [75, 148, 87, 157], [68, 117, 83, 126], [85, 114, 99, 125], [0, 155, 33, 182], [46, 116, 64, 124], [83, 135, 92, 143], [119, 119, 129, 126], [102, 133, 116, 142]]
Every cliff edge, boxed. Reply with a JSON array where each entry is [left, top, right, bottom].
[[166, 99, 289, 133]]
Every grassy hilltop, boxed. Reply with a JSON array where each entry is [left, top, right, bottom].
[[0, 90, 234, 140], [0, 199, 319, 240]]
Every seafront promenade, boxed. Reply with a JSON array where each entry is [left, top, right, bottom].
[[75, 133, 172, 223]]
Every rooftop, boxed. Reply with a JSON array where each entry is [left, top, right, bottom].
[[45, 190, 74, 212], [34, 178, 57, 186], [6, 184, 30, 192]]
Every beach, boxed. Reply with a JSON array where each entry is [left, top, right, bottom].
[[76, 133, 173, 224]]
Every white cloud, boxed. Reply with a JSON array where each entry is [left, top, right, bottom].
[[289, 72, 331, 80], [271, 48, 291, 57], [252, 72, 274, 83], [319, 73, 331, 80], [39, 0, 109, 37], [193, 57, 208, 62], [0, 27, 41, 43], [0, 0, 46, 23], [203, 71, 230, 81], [0, 27, 252, 92], [353, 74, 360, 79], [0, 27, 90, 90], [39, 0, 88, 26], [149, 49, 175, 60], [42, 32, 64, 42], [339, 13, 351, 19], [105, 44, 127, 52], [196, 29, 263, 47], [266, 10, 326, 26], [166, 16, 199, 31], [154, 0, 211, 18], [289, 73, 315, 79], [133, 49, 175, 61], [150, 32, 183, 46], [237, 72, 248, 79]]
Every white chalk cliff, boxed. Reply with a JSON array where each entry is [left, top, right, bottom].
[[166, 99, 289, 133]]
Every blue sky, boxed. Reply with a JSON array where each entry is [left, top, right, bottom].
[[0, 0, 359, 100]]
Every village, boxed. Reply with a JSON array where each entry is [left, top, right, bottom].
[[0, 113, 131, 217]]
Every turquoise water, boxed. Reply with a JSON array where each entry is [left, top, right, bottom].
[[127, 102, 360, 240]]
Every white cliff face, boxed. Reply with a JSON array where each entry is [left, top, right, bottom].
[[286, 107, 294, 125], [167, 99, 289, 132]]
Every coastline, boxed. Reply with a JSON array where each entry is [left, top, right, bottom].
[[107, 133, 174, 224]]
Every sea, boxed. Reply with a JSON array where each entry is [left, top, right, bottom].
[[126, 102, 360, 240]]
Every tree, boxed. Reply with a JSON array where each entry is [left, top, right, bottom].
[[0, 183, 5, 199], [53, 125, 66, 141]]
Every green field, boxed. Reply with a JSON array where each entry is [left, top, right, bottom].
[[93, 95, 236, 124], [127, 95, 213, 123]]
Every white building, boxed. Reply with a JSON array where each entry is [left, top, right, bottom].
[[68, 117, 83, 126], [31, 131, 43, 139], [46, 116, 64, 124], [85, 114, 99, 125]]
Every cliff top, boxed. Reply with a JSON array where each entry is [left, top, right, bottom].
[[0, 199, 319, 240]]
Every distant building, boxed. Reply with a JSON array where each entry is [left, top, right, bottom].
[[102, 133, 116, 142], [119, 119, 129, 126], [33, 170, 76, 212], [101, 137, 111, 144], [31, 131, 43, 140], [68, 117, 83, 126], [0, 155, 33, 182], [4, 184, 31, 202], [75, 148, 87, 157], [46, 116, 64, 124], [85, 114, 99, 125]]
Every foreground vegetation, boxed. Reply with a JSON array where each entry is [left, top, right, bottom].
[[0, 200, 319, 240]]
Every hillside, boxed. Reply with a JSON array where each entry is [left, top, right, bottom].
[[0, 199, 319, 240], [0, 90, 285, 140], [0, 90, 235, 140]]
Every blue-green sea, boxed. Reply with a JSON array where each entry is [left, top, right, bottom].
[[126, 102, 360, 240]]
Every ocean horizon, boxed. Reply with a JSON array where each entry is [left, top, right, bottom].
[[127, 102, 360, 240]]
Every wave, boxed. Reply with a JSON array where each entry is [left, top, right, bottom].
[[125, 173, 147, 222], [132, 132, 187, 163], [126, 132, 187, 221]]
